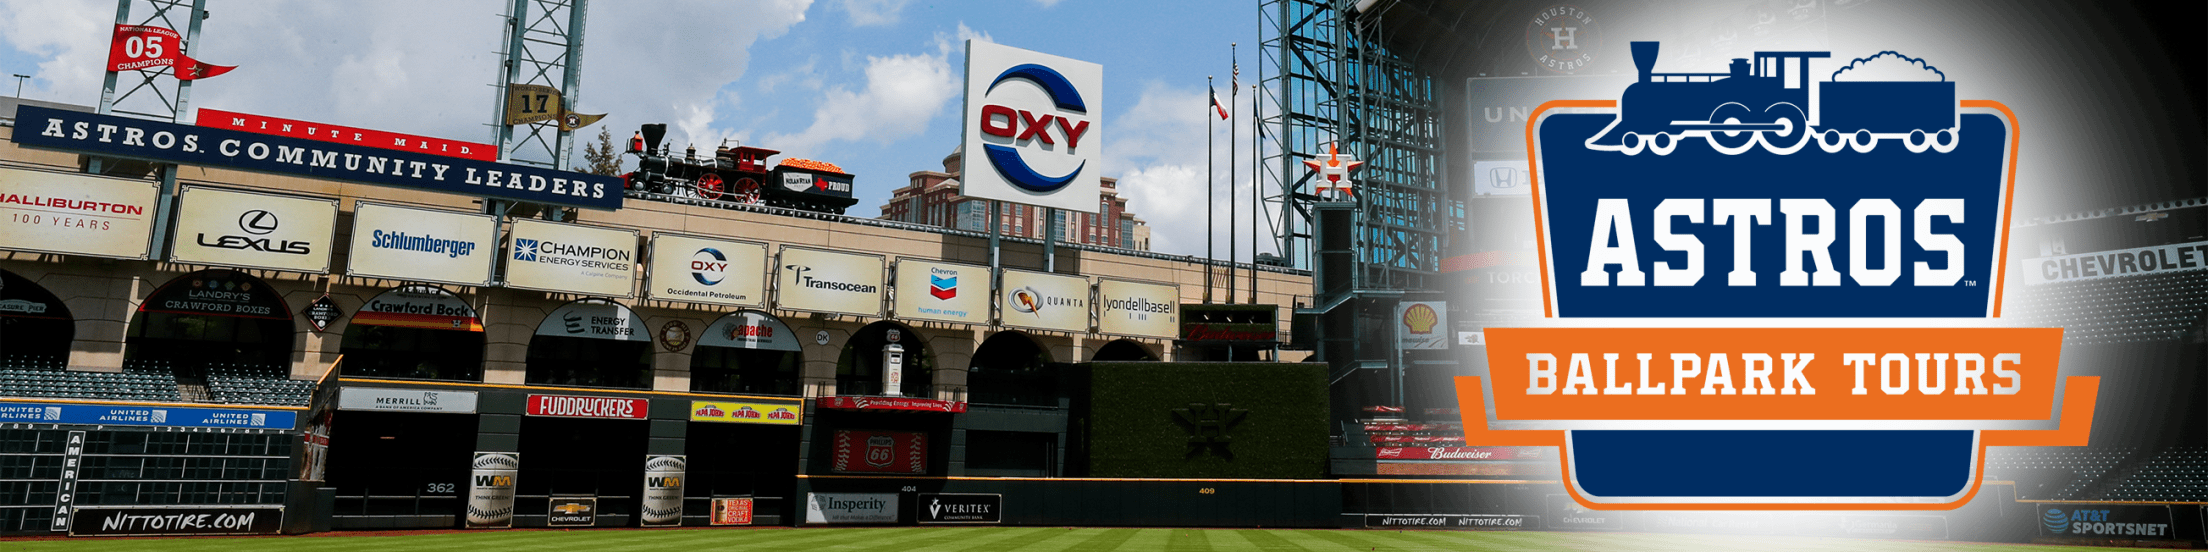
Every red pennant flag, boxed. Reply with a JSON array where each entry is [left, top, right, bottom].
[[107, 24, 235, 81]]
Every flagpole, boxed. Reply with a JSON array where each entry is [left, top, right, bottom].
[[1205, 75, 1215, 305], [1250, 82, 1261, 305], [1228, 43, 1239, 307]]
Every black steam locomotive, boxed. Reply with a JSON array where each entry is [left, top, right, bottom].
[[622, 123, 859, 214]]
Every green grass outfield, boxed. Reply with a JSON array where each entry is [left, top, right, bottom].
[[0, 527, 2118, 551]]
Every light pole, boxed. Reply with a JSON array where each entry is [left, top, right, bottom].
[[10, 74, 26, 98]]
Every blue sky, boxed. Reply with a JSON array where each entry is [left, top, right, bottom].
[[0, 0, 1271, 257]]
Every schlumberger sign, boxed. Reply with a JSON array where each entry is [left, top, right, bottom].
[[960, 41, 1103, 213], [10, 106, 623, 210], [1458, 43, 2094, 510]]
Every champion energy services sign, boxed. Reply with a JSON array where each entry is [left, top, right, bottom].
[[776, 247, 884, 317], [10, 106, 621, 210], [506, 220, 637, 298], [0, 167, 160, 259], [960, 41, 1103, 213], [348, 202, 498, 286], [171, 186, 337, 274]]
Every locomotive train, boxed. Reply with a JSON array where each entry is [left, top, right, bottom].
[[1588, 42, 1960, 156], [621, 123, 860, 214]]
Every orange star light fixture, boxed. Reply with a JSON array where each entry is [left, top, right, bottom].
[[1303, 142, 1364, 199]]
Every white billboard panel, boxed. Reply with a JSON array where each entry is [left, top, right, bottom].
[[960, 40, 1103, 213], [0, 167, 159, 259], [775, 247, 884, 317], [171, 186, 337, 273], [505, 219, 637, 297], [892, 259, 991, 325], [347, 202, 498, 286], [648, 234, 768, 307], [1096, 279, 1178, 338], [999, 270, 1089, 333]]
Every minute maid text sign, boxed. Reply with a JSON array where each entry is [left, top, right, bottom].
[[10, 105, 622, 210], [1458, 43, 2095, 510]]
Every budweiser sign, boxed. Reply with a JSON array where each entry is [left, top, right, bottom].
[[1179, 323, 1276, 342], [526, 394, 648, 420], [818, 396, 967, 413], [1374, 446, 1547, 461], [198, 109, 496, 161]]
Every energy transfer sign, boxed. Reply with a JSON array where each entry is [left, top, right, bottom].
[[960, 40, 1102, 213], [1459, 43, 2094, 510]]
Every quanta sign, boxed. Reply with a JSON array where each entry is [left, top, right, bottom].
[[960, 41, 1103, 213]]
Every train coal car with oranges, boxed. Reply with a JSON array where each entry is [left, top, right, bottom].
[[622, 123, 859, 214]]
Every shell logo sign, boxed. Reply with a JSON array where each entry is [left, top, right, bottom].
[[1396, 301, 1447, 350]]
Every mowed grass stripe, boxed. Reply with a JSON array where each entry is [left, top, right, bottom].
[[954, 527, 1082, 552], [1108, 527, 1173, 551], [1165, 528, 1211, 551], [1233, 529, 1312, 552], [1062, 528, 1140, 551]]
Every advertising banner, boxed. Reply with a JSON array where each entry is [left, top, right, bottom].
[[506, 220, 637, 297], [138, 271, 291, 320], [12, 106, 623, 210], [352, 285, 483, 332], [1394, 301, 1447, 350], [2037, 505, 2175, 539], [960, 41, 1104, 213], [648, 234, 767, 307], [526, 394, 648, 420], [1364, 514, 1534, 531], [547, 497, 596, 527], [891, 259, 990, 325], [1375, 446, 1543, 461], [917, 494, 1001, 524], [999, 270, 1089, 333], [831, 430, 927, 474], [2023, 241, 2208, 285], [535, 300, 649, 342], [337, 387, 479, 413], [51, 431, 82, 531], [0, 402, 295, 430], [0, 167, 159, 259], [804, 493, 898, 524], [1463, 75, 1632, 153], [640, 456, 685, 527], [690, 400, 802, 425], [817, 396, 967, 413], [171, 186, 337, 274], [775, 247, 884, 316], [347, 202, 498, 286], [711, 497, 755, 526], [1544, 494, 1625, 531], [1472, 160, 1533, 196], [465, 452, 519, 529], [1095, 279, 1177, 338], [697, 310, 800, 351], [69, 506, 282, 536], [198, 108, 497, 161]]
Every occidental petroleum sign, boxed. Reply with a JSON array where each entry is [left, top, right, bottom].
[[1458, 43, 2095, 510], [961, 41, 1103, 213]]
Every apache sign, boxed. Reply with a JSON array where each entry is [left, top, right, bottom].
[[960, 41, 1103, 213], [11, 106, 622, 210]]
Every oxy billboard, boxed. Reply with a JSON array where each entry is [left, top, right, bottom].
[[506, 220, 637, 298], [171, 186, 337, 273], [347, 202, 498, 286], [1000, 270, 1088, 333], [776, 247, 884, 317], [0, 167, 159, 259], [1095, 279, 1177, 338], [892, 259, 990, 325], [960, 41, 1103, 213], [647, 234, 767, 307]]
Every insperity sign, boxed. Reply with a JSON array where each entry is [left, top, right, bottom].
[[960, 41, 1102, 213], [1458, 44, 2094, 510], [9, 105, 622, 210]]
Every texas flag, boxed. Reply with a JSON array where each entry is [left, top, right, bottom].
[[1210, 88, 1229, 120]]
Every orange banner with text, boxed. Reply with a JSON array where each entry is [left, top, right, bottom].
[[1482, 327, 2064, 421]]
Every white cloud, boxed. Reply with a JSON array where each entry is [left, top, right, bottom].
[[1108, 81, 1269, 259], [0, 1, 125, 106], [1034, 0, 1067, 7], [840, 0, 910, 27], [758, 22, 987, 159]]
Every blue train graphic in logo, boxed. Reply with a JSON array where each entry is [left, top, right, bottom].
[[1587, 42, 1957, 156]]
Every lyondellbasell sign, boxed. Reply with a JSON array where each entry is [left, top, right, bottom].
[[10, 105, 621, 210]]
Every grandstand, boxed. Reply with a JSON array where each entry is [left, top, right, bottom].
[[0, 355, 309, 407]]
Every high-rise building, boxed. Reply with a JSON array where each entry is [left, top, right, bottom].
[[879, 146, 1149, 250]]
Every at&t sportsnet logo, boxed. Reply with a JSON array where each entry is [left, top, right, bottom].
[[961, 41, 1103, 212], [1458, 42, 2097, 510]]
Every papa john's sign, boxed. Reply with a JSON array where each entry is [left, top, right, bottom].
[[960, 41, 1103, 213]]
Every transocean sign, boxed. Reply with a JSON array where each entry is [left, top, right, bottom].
[[10, 105, 622, 210]]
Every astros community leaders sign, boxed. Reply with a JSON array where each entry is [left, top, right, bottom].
[[10, 105, 623, 210]]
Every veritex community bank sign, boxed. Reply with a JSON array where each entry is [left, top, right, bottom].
[[10, 105, 622, 211]]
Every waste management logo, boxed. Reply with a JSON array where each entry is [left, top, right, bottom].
[[1458, 42, 2096, 510]]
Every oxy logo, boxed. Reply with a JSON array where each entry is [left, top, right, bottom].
[[977, 64, 1092, 193], [197, 208, 311, 255], [1458, 41, 2095, 511], [691, 248, 728, 285]]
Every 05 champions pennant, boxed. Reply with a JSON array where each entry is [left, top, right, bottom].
[[1459, 42, 2095, 510], [107, 24, 235, 80]]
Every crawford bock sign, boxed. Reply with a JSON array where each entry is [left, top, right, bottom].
[[960, 40, 1103, 213], [171, 186, 338, 274], [526, 394, 648, 420], [10, 105, 622, 210], [0, 167, 159, 260], [506, 220, 638, 298], [347, 202, 498, 286], [776, 247, 884, 317], [647, 234, 767, 308]]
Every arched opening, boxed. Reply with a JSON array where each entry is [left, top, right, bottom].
[[835, 321, 931, 397], [339, 285, 485, 381], [690, 310, 802, 395], [968, 331, 1055, 406], [1, 269, 74, 365], [125, 270, 294, 377], [525, 299, 652, 389], [1092, 339, 1160, 361]]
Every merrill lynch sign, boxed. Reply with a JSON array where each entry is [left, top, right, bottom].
[[338, 387, 479, 413]]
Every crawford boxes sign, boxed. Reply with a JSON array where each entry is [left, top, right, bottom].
[[1096, 279, 1177, 338], [0, 402, 295, 430], [11, 105, 622, 210], [0, 167, 159, 260], [338, 387, 479, 414], [526, 394, 648, 420], [892, 259, 990, 325]]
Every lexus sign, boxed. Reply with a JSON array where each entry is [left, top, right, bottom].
[[960, 40, 1103, 213]]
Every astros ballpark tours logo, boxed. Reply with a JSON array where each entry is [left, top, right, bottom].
[[961, 41, 1103, 213], [1458, 42, 2096, 510]]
